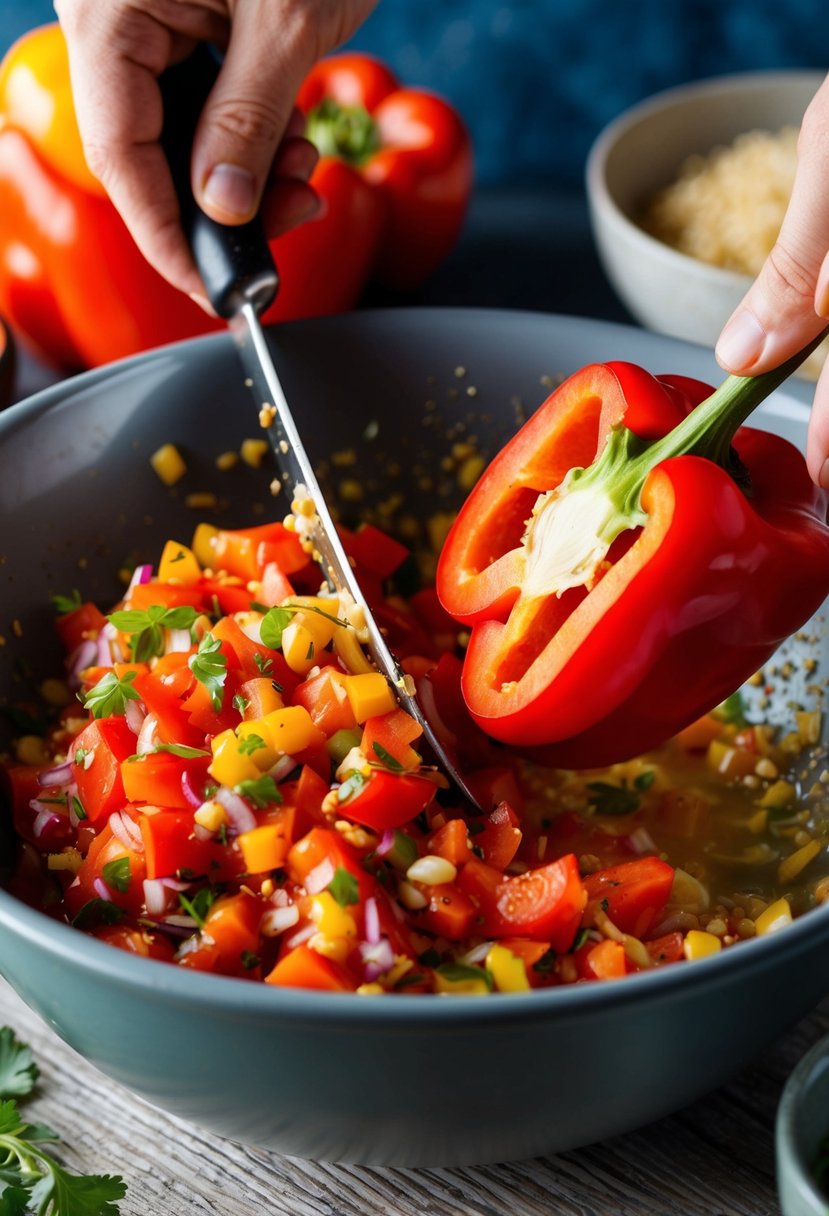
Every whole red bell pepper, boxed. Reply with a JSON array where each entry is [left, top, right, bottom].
[[0, 27, 471, 369], [436, 353, 829, 767]]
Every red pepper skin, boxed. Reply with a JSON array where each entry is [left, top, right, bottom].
[[0, 29, 470, 368], [437, 363, 829, 766], [297, 53, 473, 290]]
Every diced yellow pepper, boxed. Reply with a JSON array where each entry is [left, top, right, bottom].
[[433, 971, 490, 996], [150, 443, 187, 486], [191, 522, 220, 568], [258, 705, 323, 756], [344, 672, 397, 723], [706, 739, 757, 779], [208, 729, 261, 787], [235, 719, 279, 771], [332, 627, 374, 675], [778, 840, 822, 884], [309, 892, 357, 939], [194, 801, 227, 833], [758, 779, 796, 809], [755, 897, 793, 936], [281, 620, 319, 674], [157, 539, 202, 585], [486, 944, 530, 993], [683, 930, 722, 961], [238, 823, 291, 874]]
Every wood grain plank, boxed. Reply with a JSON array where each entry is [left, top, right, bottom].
[[0, 978, 824, 1215]]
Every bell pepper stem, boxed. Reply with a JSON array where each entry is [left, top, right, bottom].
[[304, 98, 380, 167], [521, 330, 828, 597]]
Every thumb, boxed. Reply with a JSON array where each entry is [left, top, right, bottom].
[[191, 5, 314, 224], [715, 74, 829, 375]]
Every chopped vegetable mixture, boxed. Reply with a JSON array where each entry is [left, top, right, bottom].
[[2, 514, 828, 995]]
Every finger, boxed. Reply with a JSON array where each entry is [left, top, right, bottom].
[[260, 180, 323, 238], [56, 0, 227, 298], [716, 73, 829, 375], [806, 356, 829, 486], [271, 136, 319, 182], [191, 2, 315, 224]]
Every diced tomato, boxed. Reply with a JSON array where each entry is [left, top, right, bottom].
[[258, 561, 295, 607], [426, 818, 470, 867], [211, 616, 290, 684], [287, 827, 376, 903], [128, 582, 205, 612], [340, 770, 436, 831], [64, 825, 147, 919], [91, 924, 177, 962], [459, 854, 586, 949], [200, 891, 265, 978], [338, 523, 409, 580], [71, 717, 137, 825], [575, 938, 628, 981], [199, 579, 254, 616], [55, 601, 107, 653], [360, 708, 422, 771], [279, 764, 329, 831], [181, 676, 240, 735], [139, 808, 240, 880], [474, 801, 522, 869], [121, 752, 205, 810], [208, 523, 309, 580], [645, 931, 685, 965], [498, 938, 554, 988], [293, 668, 358, 735], [583, 857, 676, 938], [131, 670, 204, 749], [265, 943, 357, 991], [465, 765, 525, 816], [420, 882, 477, 940]]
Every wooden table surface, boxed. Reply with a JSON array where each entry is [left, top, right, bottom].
[[0, 976, 825, 1215]]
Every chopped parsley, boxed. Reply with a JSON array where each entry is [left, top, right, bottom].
[[81, 670, 140, 720], [178, 887, 217, 930], [237, 733, 267, 757], [586, 780, 641, 817], [107, 604, 198, 662], [188, 632, 227, 711], [371, 742, 405, 773], [51, 589, 83, 615], [234, 775, 282, 808], [327, 867, 360, 907], [101, 857, 131, 893]]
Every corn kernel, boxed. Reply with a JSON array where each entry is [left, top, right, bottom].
[[150, 443, 186, 485], [778, 840, 822, 884], [215, 451, 238, 471], [15, 735, 50, 766], [755, 897, 793, 936], [683, 930, 722, 961], [397, 881, 428, 910], [240, 438, 269, 467], [194, 801, 227, 833], [406, 855, 457, 886], [308, 933, 351, 962], [754, 757, 779, 780], [356, 982, 385, 995], [39, 678, 71, 708], [486, 944, 530, 993], [191, 522, 219, 567], [46, 848, 82, 874]]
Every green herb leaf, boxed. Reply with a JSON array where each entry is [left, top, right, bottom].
[[178, 887, 217, 930], [259, 606, 293, 650], [633, 770, 656, 792], [327, 867, 359, 907], [712, 691, 748, 726], [586, 781, 640, 817], [240, 951, 260, 971], [51, 590, 83, 616], [81, 671, 140, 720], [154, 742, 210, 760], [434, 962, 493, 991], [253, 653, 273, 675], [234, 775, 282, 808], [371, 743, 405, 773], [337, 770, 367, 803], [232, 694, 250, 714], [0, 1030, 38, 1099], [108, 604, 198, 663], [237, 734, 267, 757], [71, 796, 87, 822], [70, 899, 125, 930], [101, 858, 131, 894], [188, 632, 227, 711]]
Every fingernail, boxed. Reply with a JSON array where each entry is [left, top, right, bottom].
[[820, 458, 829, 490], [816, 254, 829, 316], [188, 291, 215, 316], [715, 309, 767, 371], [203, 163, 255, 219]]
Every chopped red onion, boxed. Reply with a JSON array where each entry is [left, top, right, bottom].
[[136, 713, 159, 756], [284, 922, 316, 950], [625, 827, 657, 856], [93, 877, 112, 901], [266, 754, 297, 783], [143, 878, 172, 917], [214, 786, 257, 835], [181, 770, 207, 809], [375, 827, 395, 857], [304, 857, 335, 895], [363, 896, 380, 945], [460, 941, 491, 966], [260, 905, 300, 936], [165, 628, 193, 654], [360, 936, 395, 981], [125, 699, 147, 736], [37, 762, 73, 787], [236, 614, 263, 644], [127, 564, 154, 593], [108, 811, 144, 854], [30, 806, 64, 839], [67, 638, 98, 687]]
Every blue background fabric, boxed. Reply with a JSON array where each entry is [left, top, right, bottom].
[[0, 0, 827, 186]]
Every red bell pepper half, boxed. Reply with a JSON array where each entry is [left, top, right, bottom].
[[437, 351, 829, 766]]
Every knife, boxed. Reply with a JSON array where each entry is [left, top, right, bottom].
[[159, 46, 481, 809]]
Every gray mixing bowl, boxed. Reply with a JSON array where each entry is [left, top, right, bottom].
[[1, 308, 828, 1166]]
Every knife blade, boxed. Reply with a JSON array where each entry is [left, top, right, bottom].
[[159, 46, 482, 810]]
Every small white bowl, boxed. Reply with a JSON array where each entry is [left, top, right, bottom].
[[586, 71, 824, 359]]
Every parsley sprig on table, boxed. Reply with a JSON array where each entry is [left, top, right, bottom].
[[0, 1026, 126, 1214]]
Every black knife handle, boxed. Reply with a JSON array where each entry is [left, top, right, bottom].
[[158, 43, 278, 319]]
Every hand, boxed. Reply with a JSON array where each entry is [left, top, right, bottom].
[[54, 0, 378, 306], [715, 72, 829, 487]]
